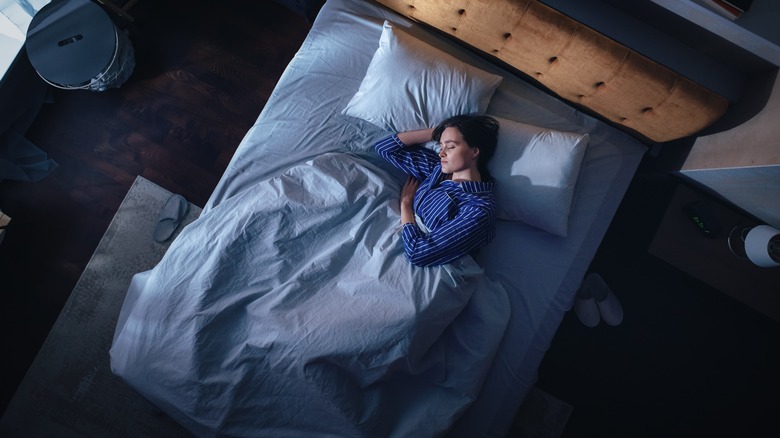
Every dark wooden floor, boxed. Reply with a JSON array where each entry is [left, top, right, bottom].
[[1, 1, 779, 437]]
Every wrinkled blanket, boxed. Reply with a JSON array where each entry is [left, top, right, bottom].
[[110, 153, 510, 437]]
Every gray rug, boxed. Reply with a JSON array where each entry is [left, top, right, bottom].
[[0, 176, 199, 437], [0, 175, 571, 438]]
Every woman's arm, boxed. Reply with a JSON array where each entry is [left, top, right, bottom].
[[374, 133, 440, 181], [402, 205, 493, 267], [396, 128, 434, 146]]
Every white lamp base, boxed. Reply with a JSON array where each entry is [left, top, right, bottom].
[[745, 225, 780, 268]]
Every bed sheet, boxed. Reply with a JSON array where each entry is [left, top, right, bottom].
[[111, 152, 510, 437], [150, 0, 647, 435]]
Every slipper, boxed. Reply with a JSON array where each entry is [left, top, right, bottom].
[[585, 273, 624, 327], [153, 194, 189, 243], [574, 282, 600, 328]]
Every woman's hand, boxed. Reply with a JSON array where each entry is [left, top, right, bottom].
[[400, 176, 419, 225]]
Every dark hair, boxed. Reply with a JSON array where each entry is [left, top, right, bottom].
[[432, 114, 499, 180]]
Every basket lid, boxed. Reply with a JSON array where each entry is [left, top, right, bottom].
[[26, 0, 116, 86]]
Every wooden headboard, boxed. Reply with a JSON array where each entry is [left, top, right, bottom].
[[374, 0, 729, 143]]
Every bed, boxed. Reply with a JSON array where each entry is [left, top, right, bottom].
[[109, 0, 727, 436]]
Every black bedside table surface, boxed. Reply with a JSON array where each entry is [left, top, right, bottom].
[[649, 182, 780, 322]]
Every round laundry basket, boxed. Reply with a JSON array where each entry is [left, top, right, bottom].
[[26, 0, 135, 91]]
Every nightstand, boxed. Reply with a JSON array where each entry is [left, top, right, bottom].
[[649, 182, 780, 322]]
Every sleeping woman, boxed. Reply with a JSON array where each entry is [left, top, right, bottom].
[[375, 114, 500, 267]]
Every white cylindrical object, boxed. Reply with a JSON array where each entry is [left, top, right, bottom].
[[745, 225, 780, 268]]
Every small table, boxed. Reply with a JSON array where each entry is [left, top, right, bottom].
[[649, 182, 780, 322]]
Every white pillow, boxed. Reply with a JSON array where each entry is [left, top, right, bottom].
[[342, 21, 503, 132], [488, 117, 590, 237]]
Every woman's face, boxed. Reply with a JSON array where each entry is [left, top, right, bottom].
[[438, 127, 478, 174]]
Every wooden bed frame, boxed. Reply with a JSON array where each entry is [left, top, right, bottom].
[[375, 0, 728, 143]]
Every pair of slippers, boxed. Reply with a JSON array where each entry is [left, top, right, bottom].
[[574, 273, 624, 327], [153, 194, 189, 243]]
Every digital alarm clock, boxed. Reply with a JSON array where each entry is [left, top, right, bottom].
[[683, 201, 721, 239]]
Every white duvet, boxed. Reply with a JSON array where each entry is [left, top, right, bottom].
[[110, 152, 510, 437]]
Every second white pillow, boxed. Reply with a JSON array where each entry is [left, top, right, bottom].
[[488, 117, 590, 237]]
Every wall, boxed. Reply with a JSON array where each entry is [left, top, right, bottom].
[[682, 70, 780, 229]]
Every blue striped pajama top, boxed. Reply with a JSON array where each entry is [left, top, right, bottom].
[[375, 134, 496, 267]]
